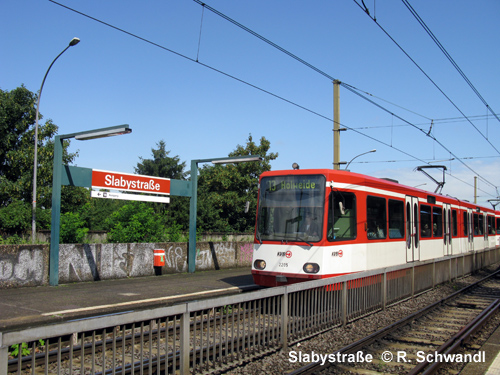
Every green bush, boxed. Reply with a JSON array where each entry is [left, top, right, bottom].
[[164, 222, 185, 242], [106, 202, 166, 243], [0, 199, 30, 235], [60, 211, 88, 243]]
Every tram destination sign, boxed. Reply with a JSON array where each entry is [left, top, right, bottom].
[[91, 169, 171, 195]]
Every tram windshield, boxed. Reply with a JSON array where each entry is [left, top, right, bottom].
[[256, 175, 326, 244]]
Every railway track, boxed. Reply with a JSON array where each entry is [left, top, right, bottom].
[[8, 271, 500, 374], [287, 270, 500, 375], [7, 301, 279, 374]]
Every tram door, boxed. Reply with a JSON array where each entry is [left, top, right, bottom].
[[405, 196, 420, 262], [443, 203, 452, 256], [467, 208, 474, 252]]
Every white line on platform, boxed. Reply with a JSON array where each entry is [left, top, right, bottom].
[[42, 285, 254, 316]]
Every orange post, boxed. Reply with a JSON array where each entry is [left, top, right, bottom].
[[153, 249, 165, 267]]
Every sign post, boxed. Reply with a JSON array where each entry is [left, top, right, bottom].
[[187, 156, 262, 273], [49, 125, 132, 286]]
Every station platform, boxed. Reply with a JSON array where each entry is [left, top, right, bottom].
[[0, 268, 256, 331]]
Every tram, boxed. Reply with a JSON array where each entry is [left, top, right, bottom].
[[251, 168, 500, 287]]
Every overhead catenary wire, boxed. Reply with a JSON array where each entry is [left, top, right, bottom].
[[49, 0, 498, 198], [351, 0, 500, 156], [354, 113, 500, 130], [342, 82, 498, 190], [192, 0, 499, 190], [346, 85, 433, 121], [196, 3, 205, 62], [401, 0, 500, 125]]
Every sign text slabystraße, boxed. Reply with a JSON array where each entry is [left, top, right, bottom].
[[91, 169, 171, 195]]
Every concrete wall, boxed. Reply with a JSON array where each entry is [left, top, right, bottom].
[[0, 241, 254, 289], [34, 231, 253, 244]]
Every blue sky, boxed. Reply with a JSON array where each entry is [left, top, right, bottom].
[[2, 0, 500, 206]]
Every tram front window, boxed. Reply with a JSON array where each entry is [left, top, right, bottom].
[[257, 175, 325, 243]]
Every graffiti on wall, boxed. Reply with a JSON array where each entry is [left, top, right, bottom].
[[57, 244, 189, 282], [0, 248, 45, 285], [196, 242, 236, 270], [0, 241, 253, 288], [164, 246, 187, 272], [239, 243, 253, 266], [59, 245, 101, 282]]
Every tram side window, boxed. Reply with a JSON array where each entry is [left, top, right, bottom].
[[497, 218, 500, 234], [420, 205, 432, 237], [463, 212, 468, 236], [367, 196, 386, 239], [452, 210, 458, 237], [473, 214, 480, 235], [388, 199, 404, 239], [488, 216, 495, 235], [433, 207, 443, 237], [328, 191, 356, 241], [479, 215, 484, 236]]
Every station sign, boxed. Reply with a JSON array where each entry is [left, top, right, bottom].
[[91, 190, 170, 203], [91, 169, 170, 195]]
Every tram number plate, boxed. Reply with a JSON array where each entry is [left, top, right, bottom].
[[279, 263, 288, 268]]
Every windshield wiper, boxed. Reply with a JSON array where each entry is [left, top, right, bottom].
[[295, 237, 313, 247], [256, 230, 263, 244]]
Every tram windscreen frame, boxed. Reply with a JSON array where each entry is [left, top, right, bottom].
[[256, 175, 326, 243]]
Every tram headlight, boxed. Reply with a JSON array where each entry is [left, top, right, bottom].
[[254, 259, 266, 270], [303, 263, 320, 274]]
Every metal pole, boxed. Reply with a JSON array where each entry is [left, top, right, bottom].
[[180, 310, 190, 374], [186, 155, 261, 273], [49, 135, 64, 286], [188, 160, 198, 273], [333, 80, 341, 169], [32, 38, 80, 244], [474, 176, 477, 204]]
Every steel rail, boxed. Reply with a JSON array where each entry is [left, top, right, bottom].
[[412, 298, 500, 375], [287, 268, 500, 375]]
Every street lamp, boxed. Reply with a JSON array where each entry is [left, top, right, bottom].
[[49, 125, 132, 286], [188, 155, 262, 273], [32, 37, 80, 244], [345, 149, 376, 170]]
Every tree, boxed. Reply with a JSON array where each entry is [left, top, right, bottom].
[[0, 199, 31, 236], [0, 86, 81, 236], [135, 140, 189, 229], [197, 134, 278, 233], [0, 86, 78, 208], [135, 140, 187, 180]]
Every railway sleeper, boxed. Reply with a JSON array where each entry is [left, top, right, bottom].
[[334, 357, 415, 373], [334, 364, 401, 375], [376, 339, 435, 352], [411, 324, 469, 334], [440, 308, 484, 316], [424, 323, 467, 332], [387, 334, 445, 346], [429, 315, 475, 324], [455, 302, 479, 309]]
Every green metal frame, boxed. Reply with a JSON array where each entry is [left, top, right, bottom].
[[50, 142, 258, 285]]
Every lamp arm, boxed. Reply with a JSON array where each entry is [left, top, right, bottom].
[[31, 44, 72, 243]]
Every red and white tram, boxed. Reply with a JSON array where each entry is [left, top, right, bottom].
[[251, 169, 500, 287]]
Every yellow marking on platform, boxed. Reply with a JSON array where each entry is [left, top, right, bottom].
[[42, 285, 253, 316]]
